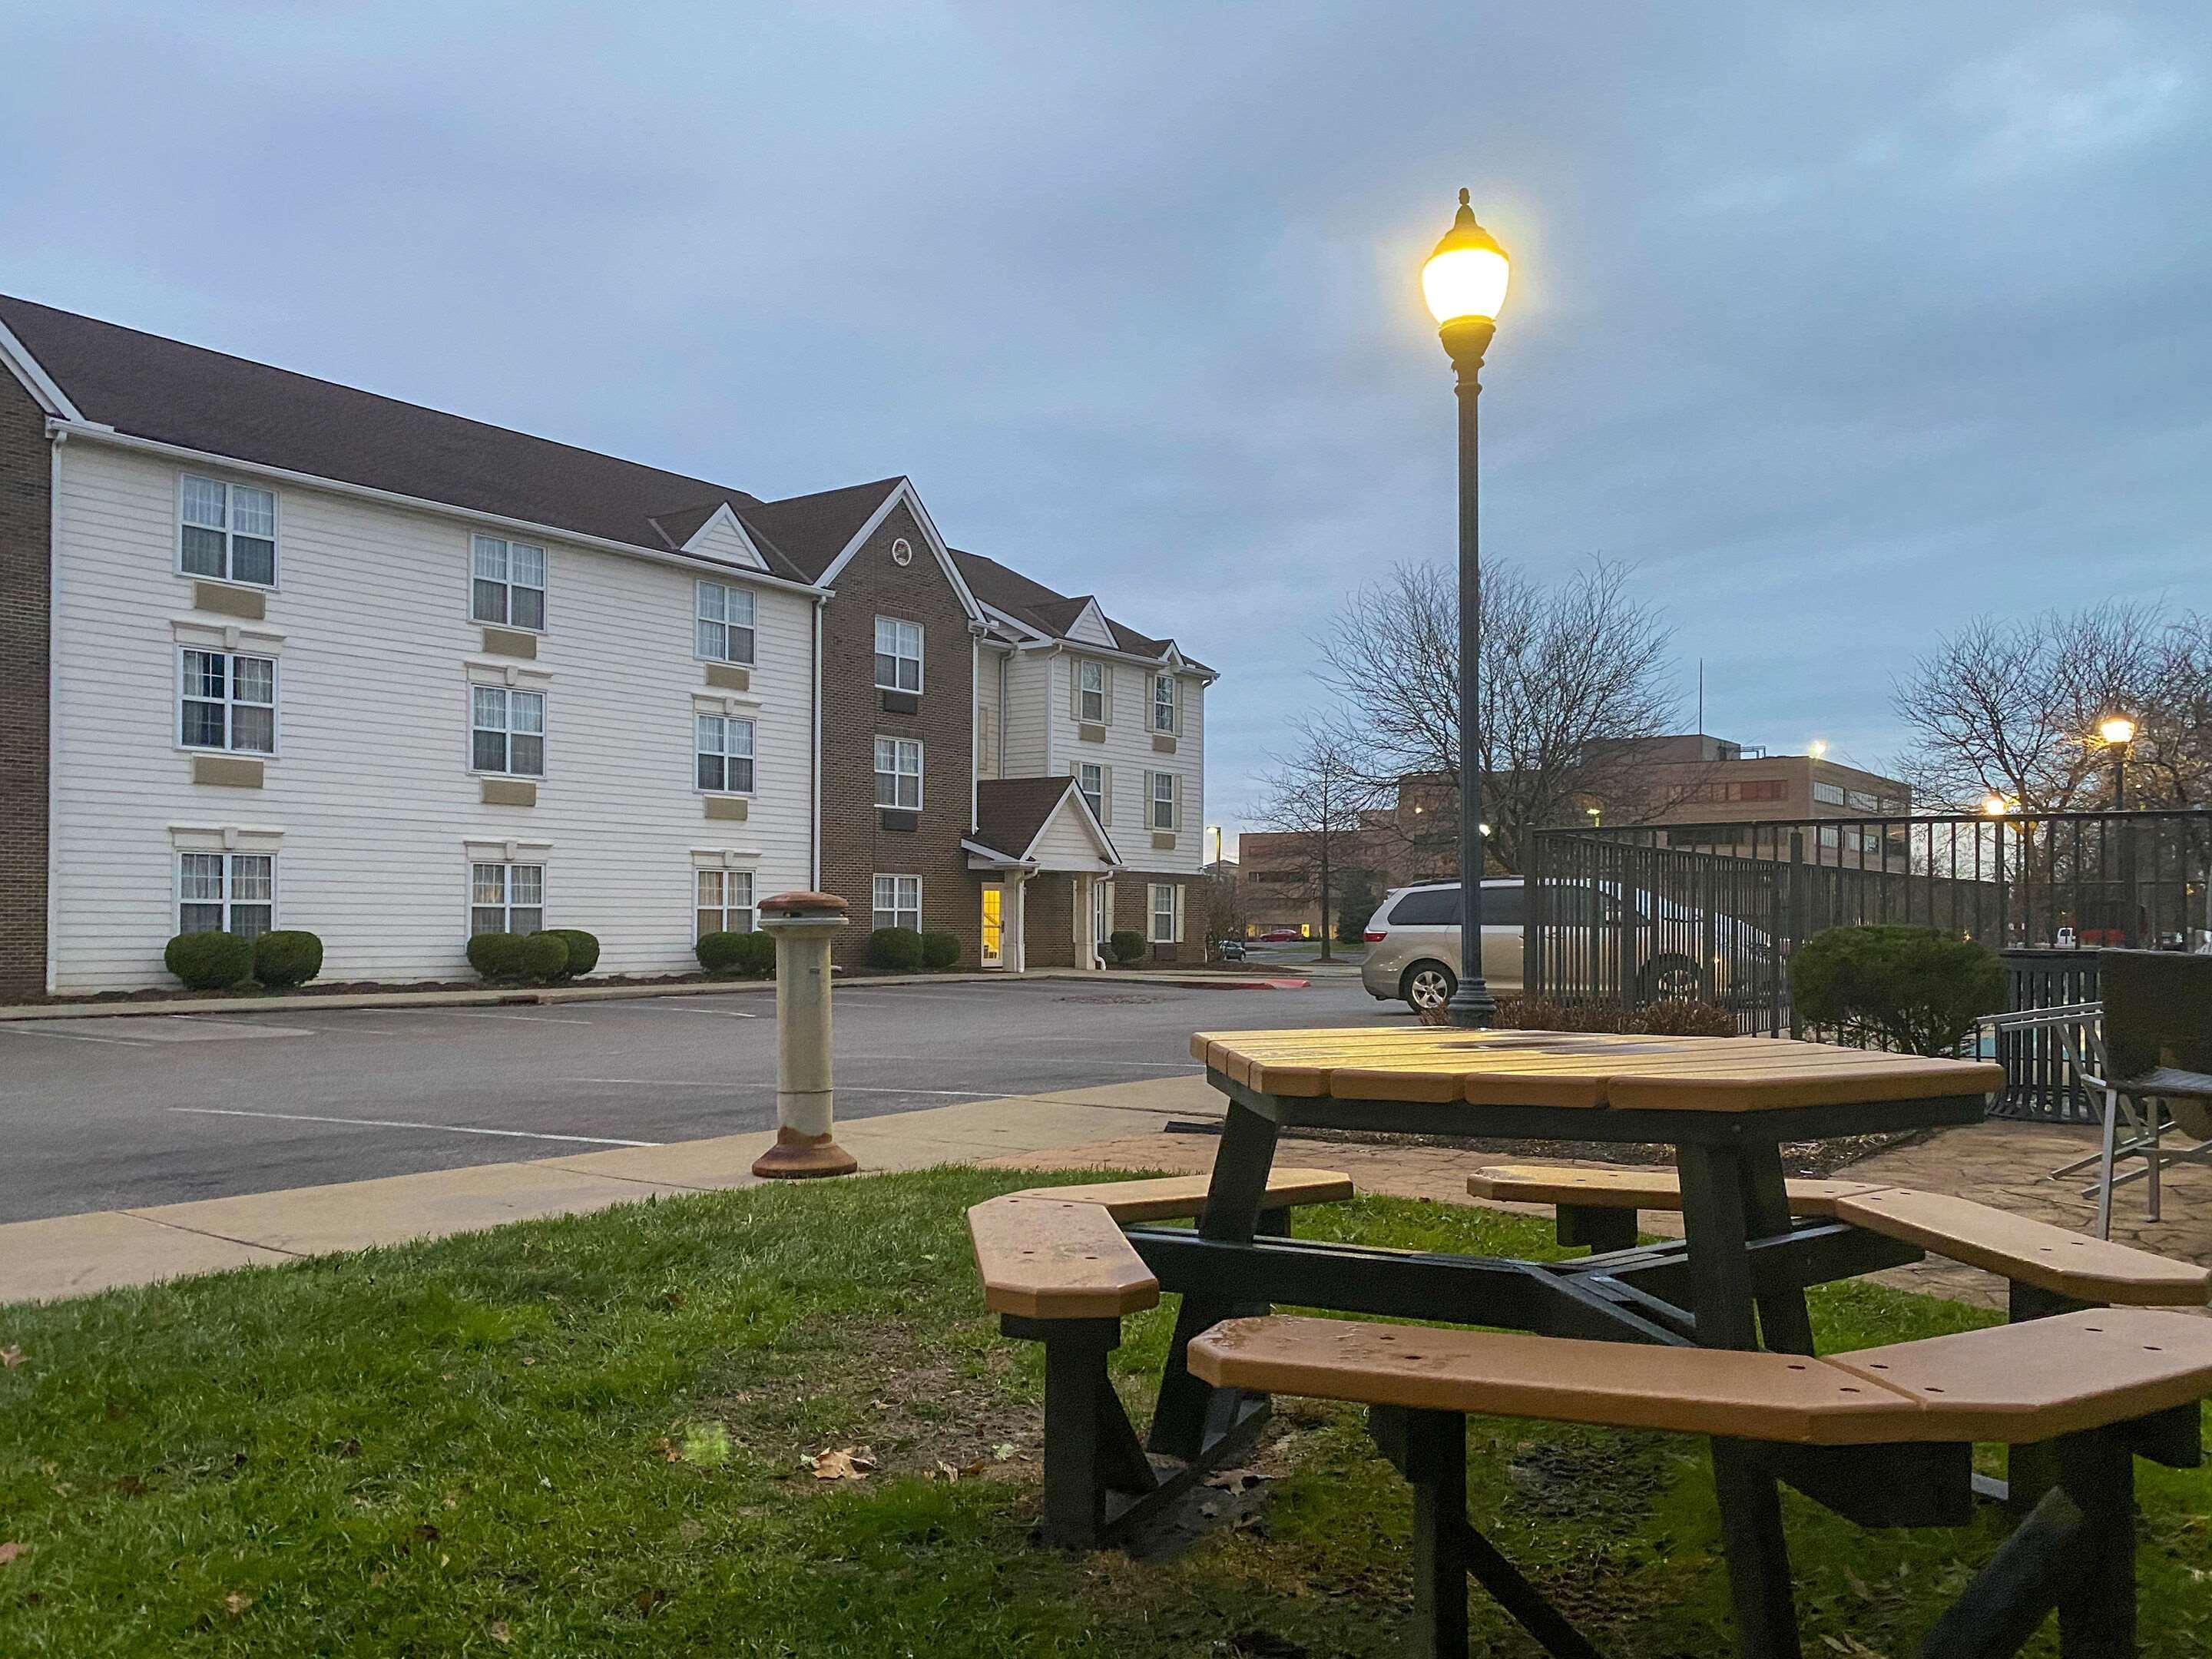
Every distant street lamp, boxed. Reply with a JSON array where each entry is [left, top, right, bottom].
[[1422, 188, 1510, 1028], [2098, 714, 2137, 810], [1981, 793, 2012, 818]]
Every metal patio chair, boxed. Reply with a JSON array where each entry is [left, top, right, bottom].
[[1987, 952, 2212, 1238]]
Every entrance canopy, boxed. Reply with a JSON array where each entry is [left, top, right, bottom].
[[965, 777, 1121, 874]]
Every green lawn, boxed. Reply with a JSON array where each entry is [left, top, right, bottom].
[[2, 1171, 2205, 1656]]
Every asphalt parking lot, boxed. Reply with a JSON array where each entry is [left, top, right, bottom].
[[0, 976, 1397, 1224]]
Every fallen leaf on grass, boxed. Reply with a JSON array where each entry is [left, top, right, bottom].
[[489, 1621, 512, 1646], [224, 1591, 253, 1618], [1, 1345, 23, 1369], [634, 1587, 669, 1617], [0, 1541, 28, 1567], [680, 1423, 732, 1467], [803, 1447, 877, 1481]]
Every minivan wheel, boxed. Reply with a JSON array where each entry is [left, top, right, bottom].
[[1641, 954, 1704, 1002], [1402, 962, 1456, 1013]]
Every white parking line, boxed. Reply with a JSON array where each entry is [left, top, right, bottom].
[[836, 1085, 1002, 1098], [575, 1078, 725, 1087], [631, 1005, 760, 1018], [435, 1012, 596, 1026], [0, 1023, 150, 1047], [168, 1108, 660, 1147]]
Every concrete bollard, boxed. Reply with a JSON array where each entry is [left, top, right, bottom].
[[750, 890, 859, 1179]]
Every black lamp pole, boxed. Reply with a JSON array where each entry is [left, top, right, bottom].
[[1439, 268, 1498, 1025]]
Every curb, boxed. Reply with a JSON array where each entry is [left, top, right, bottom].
[[0, 968, 1310, 1024]]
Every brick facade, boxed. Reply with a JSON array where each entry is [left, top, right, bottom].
[[0, 374, 50, 999], [815, 505, 983, 970], [1111, 873, 1201, 965]]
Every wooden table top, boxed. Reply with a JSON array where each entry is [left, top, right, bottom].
[[1191, 1028, 2005, 1112]]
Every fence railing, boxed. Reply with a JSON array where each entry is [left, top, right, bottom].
[[1525, 809, 2210, 1118]]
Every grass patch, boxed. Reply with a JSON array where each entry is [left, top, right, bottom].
[[0, 1171, 2203, 1656]]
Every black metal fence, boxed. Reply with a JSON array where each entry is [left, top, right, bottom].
[[1525, 810, 2211, 1118]]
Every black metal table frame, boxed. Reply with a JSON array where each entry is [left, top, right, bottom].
[[1064, 1074, 1997, 1651]]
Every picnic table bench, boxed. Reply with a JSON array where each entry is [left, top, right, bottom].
[[969, 1026, 2212, 1657]]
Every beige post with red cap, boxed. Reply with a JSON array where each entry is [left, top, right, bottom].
[[751, 890, 859, 1179]]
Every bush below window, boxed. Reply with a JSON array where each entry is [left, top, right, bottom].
[[868, 927, 925, 972], [465, 932, 527, 981], [1108, 930, 1146, 965], [514, 932, 570, 984], [253, 930, 323, 989], [165, 930, 254, 992], [697, 930, 774, 977], [1788, 925, 2004, 1056], [919, 930, 961, 972], [538, 929, 599, 981]]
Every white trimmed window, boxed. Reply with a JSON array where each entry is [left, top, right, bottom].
[[470, 862, 544, 935], [874, 736, 922, 809], [695, 869, 756, 938], [1154, 673, 1177, 733], [1078, 762, 1106, 822], [1150, 770, 1177, 830], [1077, 659, 1108, 724], [180, 649, 276, 753], [873, 874, 921, 932], [874, 617, 923, 692], [471, 535, 547, 631], [177, 852, 274, 939], [1150, 882, 1181, 944], [696, 581, 756, 664], [180, 475, 277, 587], [696, 714, 755, 793], [472, 686, 545, 776]]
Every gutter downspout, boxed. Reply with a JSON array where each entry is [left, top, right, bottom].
[[45, 431, 64, 995], [809, 597, 824, 891]]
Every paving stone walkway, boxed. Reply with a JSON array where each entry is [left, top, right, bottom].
[[988, 1115, 2212, 1312]]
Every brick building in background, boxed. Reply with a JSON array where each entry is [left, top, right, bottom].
[[1237, 733, 1911, 938]]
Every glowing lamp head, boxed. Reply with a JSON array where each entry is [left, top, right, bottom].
[[1422, 190, 1510, 328], [2098, 714, 2137, 747], [1807, 740, 1828, 760], [1982, 794, 2011, 817]]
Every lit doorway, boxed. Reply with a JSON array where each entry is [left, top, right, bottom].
[[1091, 878, 1113, 967], [981, 886, 1004, 968]]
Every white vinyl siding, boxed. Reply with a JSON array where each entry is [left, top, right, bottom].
[[179, 648, 276, 754], [1033, 654, 1204, 876], [180, 475, 277, 586], [695, 714, 755, 794], [469, 862, 543, 935], [177, 851, 274, 939], [471, 686, 545, 776], [874, 617, 922, 692], [1077, 761, 1107, 823], [52, 443, 816, 992], [695, 581, 756, 664], [874, 736, 922, 809], [872, 874, 921, 932], [470, 535, 546, 631], [695, 869, 755, 938]]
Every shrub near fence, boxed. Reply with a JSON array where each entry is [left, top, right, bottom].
[[1788, 925, 2005, 1057]]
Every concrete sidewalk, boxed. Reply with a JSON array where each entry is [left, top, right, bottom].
[[0, 1078, 1224, 1305]]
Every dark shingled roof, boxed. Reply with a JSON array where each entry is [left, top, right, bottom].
[[970, 777, 1091, 863], [2, 293, 1206, 663]]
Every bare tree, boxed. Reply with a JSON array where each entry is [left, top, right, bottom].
[[1316, 558, 1684, 873], [1250, 720, 1378, 962], [1889, 603, 2167, 810], [2136, 611, 2212, 809]]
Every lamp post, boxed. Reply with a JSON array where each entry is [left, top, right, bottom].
[[2098, 714, 2138, 944], [1422, 189, 1510, 1027]]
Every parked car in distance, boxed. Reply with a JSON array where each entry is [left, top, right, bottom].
[[1214, 937, 1249, 962], [1257, 929, 1303, 942], [1359, 876, 1735, 1014]]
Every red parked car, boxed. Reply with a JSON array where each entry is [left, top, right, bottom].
[[1257, 929, 1303, 942]]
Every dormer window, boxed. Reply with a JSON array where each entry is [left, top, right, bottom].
[[1153, 672, 1177, 733], [180, 475, 277, 587], [875, 618, 923, 693], [1077, 660, 1108, 724]]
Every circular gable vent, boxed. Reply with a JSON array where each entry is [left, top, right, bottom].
[[889, 538, 913, 566]]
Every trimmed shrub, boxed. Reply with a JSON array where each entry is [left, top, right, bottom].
[[515, 932, 570, 984], [919, 929, 961, 972], [867, 927, 926, 972], [1108, 930, 1146, 965], [252, 930, 323, 989], [465, 932, 528, 981], [1422, 995, 1740, 1035], [1789, 924, 2005, 1056], [538, 929, 599, 981], [165, 930, 253, 992], [697, 929, 775, 977]]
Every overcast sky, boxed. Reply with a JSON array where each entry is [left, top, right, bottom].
[[7, 4, 2206, 851]]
